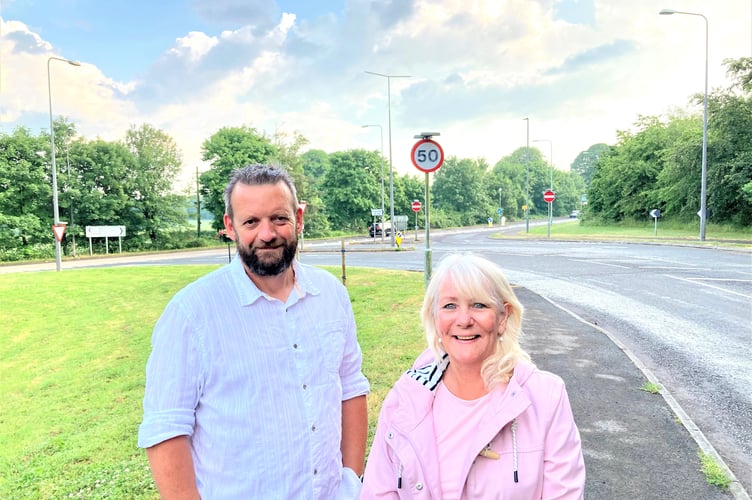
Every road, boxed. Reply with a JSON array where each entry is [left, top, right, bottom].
[[3, 223, 750, 490]]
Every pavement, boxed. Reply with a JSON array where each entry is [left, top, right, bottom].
[[516, 287, 749, 500]]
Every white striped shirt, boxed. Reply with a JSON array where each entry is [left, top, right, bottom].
[[138, 256, 370, 499]]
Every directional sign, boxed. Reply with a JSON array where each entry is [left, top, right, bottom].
[[411, 200, 422, 212], [52, 224, 67, 243], [411, 139, 444, 173], [650, 209, 661, 218], [543, 190, 555, 203]]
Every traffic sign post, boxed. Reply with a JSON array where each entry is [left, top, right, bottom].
[[411, 200, 421, 241], [52, 224, 67, 243], [543, 190, 555, 239], [412, 133, 444, 286], [650, 208, 661, 236]]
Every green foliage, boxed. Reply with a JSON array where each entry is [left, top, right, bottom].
[[432, 156, 492, 225], [322, 149, 383, 231], [698, 451, 731, 490]]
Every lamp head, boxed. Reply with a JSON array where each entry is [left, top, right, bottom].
[[68, 60, 82, 66], [659, 9, 676, 15]]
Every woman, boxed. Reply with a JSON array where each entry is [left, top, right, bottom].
[[362, 253, 585, 499]]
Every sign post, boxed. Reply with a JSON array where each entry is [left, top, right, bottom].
[[411, 200, 421, 241], [543, 190, 555, 238], [411, 133, 444, 286], [650, 208, 661, 236]]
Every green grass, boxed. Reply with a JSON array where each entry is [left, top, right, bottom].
[[520, 219, 752, 245], [639, 381, 662, 394], [0, 265, 427, 498], [698, 451, 732, 490]]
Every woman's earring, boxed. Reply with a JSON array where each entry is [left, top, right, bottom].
[[498, 335, 504, 342], [438, 337, 443, 344]]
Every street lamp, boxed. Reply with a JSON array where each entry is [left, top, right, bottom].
[[47, 56, 81, 271], [365, 71, 411, 247], [660, 8, 709, 241], [362, 124, 386, 242], [523, 118, 530, 233]]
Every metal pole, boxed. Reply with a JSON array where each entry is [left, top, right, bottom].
[[47, 56, 81, 271], [424, 172, 431, 287], [365, 71, 410, 247], [659, 9, 709, 241], [498, 187, 502, 224], [196, 166, 201, 238], [524, 118, 530, 233]]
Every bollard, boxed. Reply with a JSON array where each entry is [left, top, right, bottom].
[[340, 239, 346, 285]]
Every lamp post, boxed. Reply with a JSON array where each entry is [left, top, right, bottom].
[[366, 71, 411, 247], [660, 8, 709, 241], [523, 118, 530, 233], [48, 56, 81, 271], [362, 124, 386, 242]]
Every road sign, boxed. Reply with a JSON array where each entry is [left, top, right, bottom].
[[411, 139, 444, 173], [411, 200, 422, 212], [497, 207, 503, 215], [371, 208, 383, 216], [299, 201, 308, 213], [650, 209, 661, 218], [52, 224, 67, 243], [543, 190, 555, 203]]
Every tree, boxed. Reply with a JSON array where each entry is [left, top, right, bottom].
[[571, 144, 609, 188], [322, 149, 383, 232], [431, 157, 492, 226], [124, 124, 185, 244], [0, 127, 51, 249], [199, 126, 277, 229]]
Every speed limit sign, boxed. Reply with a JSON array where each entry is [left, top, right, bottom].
[[411, 139, 444, 173]]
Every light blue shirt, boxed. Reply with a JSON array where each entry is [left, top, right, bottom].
[[138, 257, 370, 499]]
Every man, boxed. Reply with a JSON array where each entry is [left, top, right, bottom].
[[138, 164, 370, 499]]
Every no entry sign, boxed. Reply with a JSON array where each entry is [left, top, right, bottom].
[[543, 190, 555, 203], [411, 200, 422, 212]]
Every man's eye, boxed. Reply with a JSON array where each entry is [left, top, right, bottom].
[[273, 216, 290, 224]]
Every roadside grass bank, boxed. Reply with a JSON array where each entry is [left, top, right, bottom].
[[512, 219, 752, 247], [0, 265, 425, 499]]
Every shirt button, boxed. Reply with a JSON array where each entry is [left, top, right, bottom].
[[302, 384, 307, 390], [387, 432, 394, 439], [311, 425, 316, 431], [313, 469, 318, 475], [293, 343, 298, 349], [416, 483, 423, 490]]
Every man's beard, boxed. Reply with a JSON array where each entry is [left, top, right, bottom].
[[238, 235, 298, 276]]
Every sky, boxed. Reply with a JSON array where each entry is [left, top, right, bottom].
[[1, 0, 750, 190]]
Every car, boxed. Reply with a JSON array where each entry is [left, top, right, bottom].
[[569, 210, 580, 219], [368, 221, 392, 237]]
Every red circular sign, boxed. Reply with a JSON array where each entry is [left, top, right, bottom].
[[411, 200, 422, 212], [543, 190, 555, 203], [411, 139, 444, 173]]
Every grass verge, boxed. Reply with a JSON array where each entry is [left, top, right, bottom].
[[0, 265, 426, 499]]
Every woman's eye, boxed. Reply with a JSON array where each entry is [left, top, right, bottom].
[[441, 303, 456, 310], [473, 303, 488, 309]]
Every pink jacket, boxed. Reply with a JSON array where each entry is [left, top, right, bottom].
[[362, 351, 585, 499]]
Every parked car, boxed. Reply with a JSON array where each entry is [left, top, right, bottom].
[[569, 210, 580, 219], [368, 221, 392, 237]]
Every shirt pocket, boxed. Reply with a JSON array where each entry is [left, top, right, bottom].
[[311, 319, 347, 375]]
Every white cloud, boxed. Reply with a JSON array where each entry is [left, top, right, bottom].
[[1, 0, 749, 190]]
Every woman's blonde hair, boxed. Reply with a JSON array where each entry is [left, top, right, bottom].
[[421, 253, 531, 389]]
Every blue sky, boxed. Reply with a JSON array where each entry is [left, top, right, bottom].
[[1, 0, 749, 189]]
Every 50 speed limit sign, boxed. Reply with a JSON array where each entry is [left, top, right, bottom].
[[411, 139, 444, 173]]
